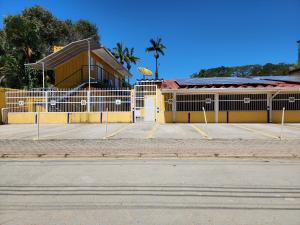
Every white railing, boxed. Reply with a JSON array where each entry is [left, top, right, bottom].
[[5, 88, 132, 113]]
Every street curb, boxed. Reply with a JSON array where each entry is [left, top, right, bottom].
[[1, 153, 299, 159]]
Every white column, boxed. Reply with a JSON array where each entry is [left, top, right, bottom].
[[172, 92, 176, 123], [267, 93, 272, 123], [214, 93, 219, 123], [88, 40, 91, 91], [42, 62, 45, 89], [131, 89, 135, 123]]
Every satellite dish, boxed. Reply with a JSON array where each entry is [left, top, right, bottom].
[[138, 67, 153, 77]]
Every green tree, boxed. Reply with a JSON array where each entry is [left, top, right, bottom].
[[0, 5, 100, 88], [192, 63, 292, 78], [112, 42, 127, 65], [146, 37, 166, 79], [124, 48, 139, 71]]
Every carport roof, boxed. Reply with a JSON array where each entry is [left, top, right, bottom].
[[162, 78, 300, 91], [176, 77, 276, 86], [25, 38, 132, 78]]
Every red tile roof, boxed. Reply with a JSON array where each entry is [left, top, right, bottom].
[[161, 80, 179, 89], [162, 80, 300, 89]]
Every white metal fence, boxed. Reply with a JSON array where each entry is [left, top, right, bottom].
[[219, 94, 268, 111], [272, 93, 300, 111], [6, 89, 132, 113], [176, 94, 215, 111], [163, 92, 300, 112]]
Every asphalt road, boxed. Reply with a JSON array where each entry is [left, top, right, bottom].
[[0, 158, 300, 225]]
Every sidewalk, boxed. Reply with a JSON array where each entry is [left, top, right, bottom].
[[0, 139, 299, 159]]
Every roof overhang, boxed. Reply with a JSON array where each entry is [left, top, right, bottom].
[[25, 38, 100, 70], [92, 48, 132, 78], [25, 38, 133, 78], [162, 87, 300, 94]]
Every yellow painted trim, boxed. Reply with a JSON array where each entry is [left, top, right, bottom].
[[229, 111, 267, 123], [39, 113, 68, 124], [232, 124, 279, 139], [8, 112, 36, 124], [147, 123, 160, 139], [70, 112, 100, 123], [272, 111, 300, 123], [190, 124, 212, 139], [103, 123, 132, 139]]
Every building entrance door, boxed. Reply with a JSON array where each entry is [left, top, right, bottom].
[[144, 95, 155, 122]]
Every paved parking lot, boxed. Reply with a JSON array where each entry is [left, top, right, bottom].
[[0, 122, 299, 140]]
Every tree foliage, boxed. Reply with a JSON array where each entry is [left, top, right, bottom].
[[191, 63, 293, 78], [0, 5, 100, 89], [146, 37, 166, 79], [111, 42, 139, 71]]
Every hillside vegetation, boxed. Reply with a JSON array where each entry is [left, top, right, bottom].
[[191, 63, 292, 78]]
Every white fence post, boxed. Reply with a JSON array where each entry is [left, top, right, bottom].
[[45, 91, 48, 112], [214, 93, 219, 123], [131, 89, 135, 123], [172, 92, 176, 123], [105, 107, 108, 133], [37, 106, 40, 140], [87, 90, 90, 112]]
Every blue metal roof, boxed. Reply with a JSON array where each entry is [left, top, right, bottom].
[[176, 77, 276, 86]]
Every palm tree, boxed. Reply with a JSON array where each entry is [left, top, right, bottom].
[[111, 42, 127, 65], [125, 48, 139, 71], [146, 37, 166, 79]]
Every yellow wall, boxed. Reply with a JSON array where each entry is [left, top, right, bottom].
[[70, 112, 132, 123], [190, 112, 215, 123], [55, 51, 124, 88], [39, 113, 68, 124], [218, 112, 227, 123], [91, 52, 123, 84], [158, 110, 268, 123], [70, 112, 100, 123], [7, 112, 132, 124], [0, 88, 16, 123], [0, 88, 6, 122], [55, 52, 87, 88], [162, 112, 173, 123], [173, 112, 215, 123], [8, 112, 36, 124], [228, 111, 267, 123], [102, 112, 132, 123], [272, 111, 300, 123]]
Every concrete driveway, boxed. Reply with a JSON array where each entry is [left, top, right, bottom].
[[0, 123, 299, 140]]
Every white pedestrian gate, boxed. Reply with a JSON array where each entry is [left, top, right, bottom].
[[134, 84, 157, 121], [144, 95, 155, 121]]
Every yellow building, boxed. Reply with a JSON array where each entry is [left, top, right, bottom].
[[3, 38, 300, 125], [159, 77, 300, 123], [27, 38, 132, 89]]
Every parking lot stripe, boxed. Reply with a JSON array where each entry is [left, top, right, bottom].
[[232, 124, 279, 139], [282, 124, 300, 131], [190, 124, 212, 139], [147, 123, 160, 139], [103, 124, 132, 139]]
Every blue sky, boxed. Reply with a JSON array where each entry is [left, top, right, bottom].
[[1, 0, 300, 81]]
